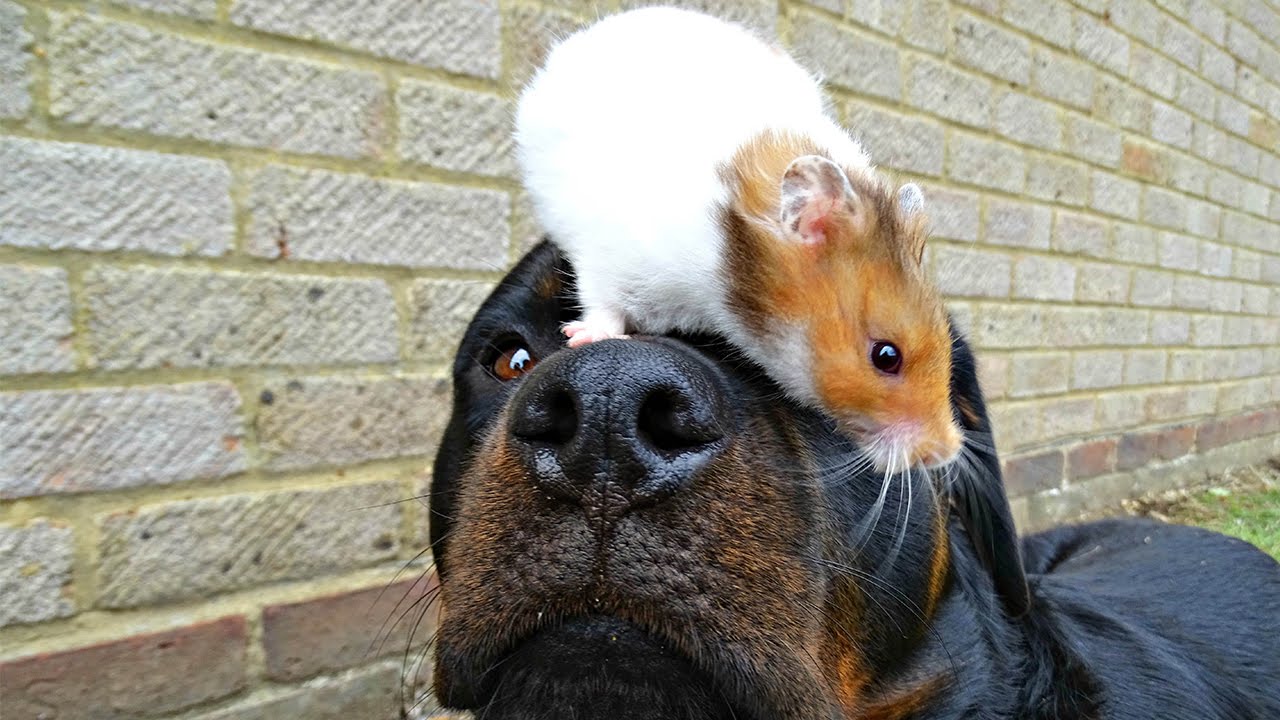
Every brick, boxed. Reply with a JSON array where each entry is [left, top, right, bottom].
[[1184, 200, 1220, 239], [1124, 349, 1167, 385], [1, 383, 246, 499], [1052, 211, 1109, 258], [1003, 450, 1064, 497], [1191, 314, 1224, 345], [1089, 171, 1140, 219], [1226, 20, 1263, 68], [1151, 102, 1193, 149], [1027, 156, 1088, 206], [947, 133, 1026, 192], [1040, 396, 1096, 440], [1173, 273, 1211, 310], [245, 165, 508, 269], [1207, 279, 1242, 313], [1167, 350, 1203, 382], [1013, 255, 1076, 301], [504, 5, 583, 88], [1130, 269, 1175, 307], [1156, 425, 1196, 460], [1222, 211, 1274, 253], [1066, 439, 1115, 479], [985, 198, 1051, 249], [231, 0, 499, 78], [192, 663, 402, 720], [0, 0, 31, 118], [1242, 285, 1270, 315], [1031, 47, 1094, 110], [976, 353, 1010, 399], [0, 138, 233, 257], [1129, 45, 1178, 99], [845, 105, 945, 176], [397, 81, 513, 177], [0, 520, 74, 627], [0, 617, 247, 719], [1200, 44, 1236, 90], [993, 90, 1063, 151], [409, 278, 496, 363], [1157, 232, 1199, 271], [97, 482, 402, 607], [513, 188, 547, 256], [1009, 352, 1070, 397], [1072, 11, 1129, 76], [952, 12, 1030, 85], [263, 575, 438, 682], [1095, 77, 1152, 134], [110, 0, 215, 17], [1175, 72, 1215, 120], [0, 266, 75, 375], [1121, 140, 1161, 182], [1160, 16, 1202, 69], [907, 57, 992, 128], [1071, 350, 1123, 390], [1198, 241, 1233, 277], [923, 186, 980, 242], [1146, 189, 1193, 234], [1097, 391, 1145, 429], [975, 304, 1045, 348], [625, 0, 778, 36], [1145, 387, 1189, 422], [1001, 0, 1071, 48], [1216, 94, 1251, 136], [849, 0, 906, 34], [1116, 431, 1159, 470], [792, 13, 900, 100], [1075, 261, 1129, 304], [256, 374, 450, 470], [1112, 222, 1157, 264], [85, 266, 396, 370], [1109, 1, 1160, 46], [1151, 309, 1191, 344], [48, 14, 387, 159], [1188, 0, 1226, 43], [900, 0, 950, 54]]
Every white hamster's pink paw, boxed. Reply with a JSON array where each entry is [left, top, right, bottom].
[[562, 321, 629, 348]]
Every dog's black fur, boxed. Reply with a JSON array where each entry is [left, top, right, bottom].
[[428, 241, 1280, 719]]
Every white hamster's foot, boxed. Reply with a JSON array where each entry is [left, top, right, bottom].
[[562, 313, 628, 348]]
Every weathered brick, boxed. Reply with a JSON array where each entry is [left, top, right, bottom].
[[985, 198, 1051, 249], [1116, 431, 1159, 470], [1173, 273, 1211, 310], [503, 4, 583, 88], [1191, 314, 1224, 346], [1156, 424, 1196, 459], [1175, 72, 1215, 120], [110, 0, 215, 17], [1198, 241, 1233, 277], [1129, 45, 1178, 99], [792, 13, 900, 100], [1097, 391, 1145, 429], [1003, 450, 1064, 497], [907, 57, 992, 128], [0, 138, 232, 257], [1184, 200, 1220, 239], [952, 12, 1030, 85], [977, 353, 1011, 399], [923, 186, 980, 242], [900, 0, 950, 54], [397, 81, 513, 177], [246, 166, 508, 270], [1052, 211, 1109, 258], [993, 90, 1063, 150], [1200, 44, 1236, 91], [1242, 285, 1270, 315], [1151, 102, 1193, 149], [845, 104, 945, 176], [256, 374, 450, 470], [97, 482, 402, 607], [1, 383, 246, 499], [0, 617, 247, 719], [1151, 311, 1192, 344], [1207, 279, 1243, 314], [1157, 231, 1199, 271], [975, 304, 1045, 349], [1130, 269, 1175, 307], [1075, 261, 1130, 304], [409, 278, 497, 363], [1095, 77, 1152, 133], [0, 520, 74, 627], [947, 133, 1026, 192], [1145, 189, 1190, 232], [1027, 156, 1088, 206], [0, 265, 75, 375], [1032, 47, 1094, 111], [1066, 439, 1115, 480], [48, 14, 387, 158], [263, 575, 438, 681], [1001, 0, 1071, 48], [1089, 171, 1140, 220], [84, 266, 396, 370], [0, 0, 31, 118], [192, 663, 403, 720], [1040, 396, 1096, 440], [1188, 0, 1226, 43], [231, 0, 499, 78], [1112, 223, 1157, 265], [848, 0, 906, 34], [624, 0, 778, 36], [1145, 387, 1190, 422], [990, 401, 1041, 450], [1009, 352, 1070, 397], [1160, 15, 1202, 69], [1071, 350, 1123, 390], [1216, 94, 1251, 137], [1124, 349, 1168, 385], [1167, 350, 1203, 382], [1072, 11, 1129, 76], [1013, 255, 1076, 301]]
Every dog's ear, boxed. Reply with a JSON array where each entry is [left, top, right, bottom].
[[946, 324, 1031, 617]]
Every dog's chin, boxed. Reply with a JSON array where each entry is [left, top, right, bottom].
[[469, 616, 756, 720]]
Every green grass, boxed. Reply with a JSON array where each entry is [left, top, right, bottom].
[[1164, 486, 1280, 561]]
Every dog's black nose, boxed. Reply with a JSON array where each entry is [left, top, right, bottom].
[[508, 339, 729, 516]]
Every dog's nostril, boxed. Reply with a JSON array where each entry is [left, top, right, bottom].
[[637, 387, 723, 453], [513, 387, 579, 445]]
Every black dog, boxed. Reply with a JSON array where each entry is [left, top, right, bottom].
[[427, 241, 1280, 719]]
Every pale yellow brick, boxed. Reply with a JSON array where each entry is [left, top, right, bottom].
[[1075, 261, 1130, 304], [907, 57, 993, 128], [990, 401, 1041, 452], [1112, 223, 1157, 265], [1175, 71, 1215, 120], [1010, 352, 1071, 398], [845, 105, 945, 176], [1191, 314, 1225, 346], [947, 133, 1026, 193], [1188, 0, 1226, 44], [791, 12, 900, 99], [1089, 171, 1140, 220], [1185, 385, 1219, 416], [1197, 241, 1233, 277], [1073, 10, 1129, 75], [1151, 101, 1193, 149], [1145, 387, 1189, 422], [1130, 269, 1175, 307], [984, 198, 1051, 249], [1096, 391, 1146, 430], [1031, 47, 1094, 111], [1071, 350, 1123, 390], [1216, 94, 1250, 136], [1183, 200, 1220, 239], [1167, 350, 1204, 382], [1242, 285, 1270, 315], [1040, 396, 1096, 441], [1095, 77, 1152, 134], [951, 12, 1031, 85], [1207, 280, 1243, 314], [1144, 189, 1189, 232], [1150, 312, 1192, 345], [1129, 45, 1177, 99], [993, 90, 1063, 151], [901, 0, 951, 54], [1221, 315, 1254, 345], [1157, 232, 1199, 271], [976, 352, 1010, 399], [1013, 256, 1076, 301], [1165, 154, 1210, 197], [924, 186, 981, 242], [1065, 114, 1122, 168], [1200, 43, 1236, 91], [1124, 349, 1168, 385], [1173, 274, 1212, 310], [975, 304, 1045, 348], [1027, 156, 1088, 206], [932, 244, 1013, 298], [1002, 0, 1072, 48], [1052, 211, 1110, 258], [1160, 16, 1202, 70], [1200, 349, 1236, 381]]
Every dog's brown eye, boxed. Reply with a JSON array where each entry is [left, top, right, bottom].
[[870, 341, 902, 375], [492, 344, 537, 381]]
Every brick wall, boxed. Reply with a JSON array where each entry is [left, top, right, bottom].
[[0, 0, 1277, 716]]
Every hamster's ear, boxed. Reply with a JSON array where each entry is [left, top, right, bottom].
[[779, 155, 857, 245], [898, 183, 928, 265]]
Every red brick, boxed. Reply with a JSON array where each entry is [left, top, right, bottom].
[[1196, 418, 1232, 450], [1116, 432, 1159, 471], [0, 616, 247, 720], [1003, 450, 1065, 497], [1154, 425, 1195, 460], [263, 573, 438, 682], [1066, 439, 1116, 479]]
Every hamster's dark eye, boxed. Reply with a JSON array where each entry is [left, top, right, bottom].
[[870, 341, 902, 375], [490, 342, 538, 381]]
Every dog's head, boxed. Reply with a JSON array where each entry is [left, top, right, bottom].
[[428, 241, 1025, 719]]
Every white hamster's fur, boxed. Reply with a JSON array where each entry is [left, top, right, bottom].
[[515, 7, 871, 404]]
